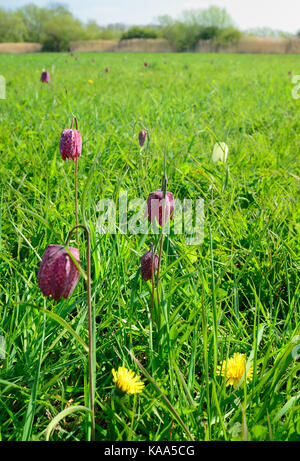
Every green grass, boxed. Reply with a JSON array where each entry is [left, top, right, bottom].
[[0, 51, 299, 441]]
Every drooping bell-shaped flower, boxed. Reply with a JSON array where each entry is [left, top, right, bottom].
[[40, 71, 50, 83], [138, 129, 147, 147], [38, 244, 80, 301], [60, 128, 82, 161], [212, 142, 228, 163], [146, 189, 174, 227], [144, 62, 149, 67], [140, 250, 158, 281], [105, 67, 110, 73]]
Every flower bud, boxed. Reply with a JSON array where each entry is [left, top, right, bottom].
[[144, 62, 149, 67], [140, 250, 158, 281], [40, 71, 50, 83], [105, 67, 110, 72], [60, 128, 82, 161], [146, 189, 174, 227], [38, 244, 80, 301], [138, 129, 147, 147], [212, 142, 228, 163]]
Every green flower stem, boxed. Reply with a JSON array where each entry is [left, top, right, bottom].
[[129, 394, 137, 441], [70, 116, 79, 245], [156, 163, 168, 309], [74, 158, 79, 245], [65, 224, 95, 441]]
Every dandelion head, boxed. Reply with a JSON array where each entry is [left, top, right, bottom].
[[217, 353, 253, 389], [112, 367, 145, 395]]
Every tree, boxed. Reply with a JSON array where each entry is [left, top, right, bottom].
[[41, 5, 87, 51], [19, 4, 48, 43], [158, 15, 201, 51], [245, 27, 291, 38], [158, 7, 240, 51], [181, 6, 235, 29], [0, 9, 27, 42], [121, 26, 160, 40], [214, 26, 241, 46], [85, 20, 101, 40]]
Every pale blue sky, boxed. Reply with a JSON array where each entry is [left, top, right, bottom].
[[1, 0, 300, 32]]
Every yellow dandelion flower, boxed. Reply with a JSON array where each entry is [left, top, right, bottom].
[[112, 366, 145, 395], [217, 353, 253, 389], [88, 80, 94, 84]]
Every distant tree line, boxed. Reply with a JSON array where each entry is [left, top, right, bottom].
[[0, 4, 124, 51], [155, 7, 242, 51], [0, 4, 298, 52]]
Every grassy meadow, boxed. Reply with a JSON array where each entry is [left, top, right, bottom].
[[0, 51, 299, 441]]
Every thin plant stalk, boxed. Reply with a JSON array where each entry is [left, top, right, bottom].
[[209, 225, 218, 375], [128, 119, 137, 159], [144, 129, 150, 177], [201, 276, 212, 439], [156, 153, 168, 307], [22, 305, 46, 441], [70, 116, 79, 245], [65, 224, 95, 441], [150, 242, 155, 320], [74, 158, 79, 244], [129, 393, 137, 441], [50, 81, 55, 106], [168, 420, 174, 441], [156, 233, 164, 306], [139, 128, 149, 180]]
